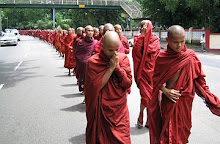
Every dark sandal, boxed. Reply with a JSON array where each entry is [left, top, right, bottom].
[[136, 117, 143, 129]]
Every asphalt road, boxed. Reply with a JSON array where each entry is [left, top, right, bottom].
[[0, 36, 219, 144]]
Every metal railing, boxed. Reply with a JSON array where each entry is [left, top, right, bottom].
[[1, 0, 143, 19], [1, 0, 121, 5]]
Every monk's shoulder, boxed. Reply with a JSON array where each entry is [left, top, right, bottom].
[[88, 54, 100, 64], [118, 53, 129, 62], [186, 49, 198, 59]]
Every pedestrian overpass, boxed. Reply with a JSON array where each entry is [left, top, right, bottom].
[[0, 0, 143, 19]]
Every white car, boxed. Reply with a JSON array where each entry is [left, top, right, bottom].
[[5, 29, 20, 41], [0, 33, 18, 46]]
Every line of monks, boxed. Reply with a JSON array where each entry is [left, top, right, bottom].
[[19, 21, 220, 144], [20, 24, 130, 94]]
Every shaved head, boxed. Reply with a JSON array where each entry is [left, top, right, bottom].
[[103, 23, 115, 35], [85, 25, 93, 31], [167, 25, 185, 39], [166, 25, 186, 52], [114, 24, 122, 29], [102, 31, 120, 58], [85, 25, 94, 38]]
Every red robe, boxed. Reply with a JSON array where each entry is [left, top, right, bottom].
[[75, 36, 96, 91], [149, 45, 220, 144], [94, 37, 125, 54], [64, 33, 75, 69], [61, 33, 67, 55], [73, 35, 84, 78], [120, 35, 130, 54], [132, 23, 160, 108], [55, 33, 61, 51], [84, 50, 132, 144]]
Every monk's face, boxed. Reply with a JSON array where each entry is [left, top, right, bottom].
[[94, 29, 99, 36], [77, 29, 83, 36], [115, 26, 122, 36], [102, 42, 120, 59], [166, 33, 185, 52], [85, 26, 94, 38], [99, 27, 104, 35]]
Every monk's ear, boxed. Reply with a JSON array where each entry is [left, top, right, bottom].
[[101, 42, 104, 49]]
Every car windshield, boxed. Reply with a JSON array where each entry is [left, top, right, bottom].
[[3, 33, 16, 37]]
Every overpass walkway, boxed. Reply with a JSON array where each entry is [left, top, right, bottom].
[[0, 0, 143, 19]]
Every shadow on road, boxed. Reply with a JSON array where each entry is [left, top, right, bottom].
[[61, 93, 84, 98], [130, 126, 149, 135], [0, 60, 41, 89], [60, 103, 86, 113], [61, 83, 78, 87], [69, 133, 86, 144], [54, 74, 73, 77]]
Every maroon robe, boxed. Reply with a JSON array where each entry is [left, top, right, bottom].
[[75, 36, 96, 91], [84, 50, 132, 144], [64, 33, 75, 69], [61, 33, 67, 55], [149, 45, 220, 144], [132, 23, 160, 108], [120, 35, 130, 54]]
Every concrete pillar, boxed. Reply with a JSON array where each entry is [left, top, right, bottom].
[[0, 12, 2, 31]]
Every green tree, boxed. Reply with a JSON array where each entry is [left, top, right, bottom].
[[138, 0, 220, 32], [1, 8, 126, 30]]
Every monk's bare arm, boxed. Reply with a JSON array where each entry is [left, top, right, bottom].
[[101, 68, 114, 89], [101, 52, 119, 89]]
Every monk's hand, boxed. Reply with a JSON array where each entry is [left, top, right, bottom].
[[109, 51, 119, 71], [161, 87, 181, 103], [141, 23, 148, 35]]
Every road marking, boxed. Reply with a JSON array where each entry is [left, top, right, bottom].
[[14, 61, 23, 71], [24, 52, 29, 58], [0, 84, 4, 90]]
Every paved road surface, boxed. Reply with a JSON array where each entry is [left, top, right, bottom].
[[0, 36, 219, 144]]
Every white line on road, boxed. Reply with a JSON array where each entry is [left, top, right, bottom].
[[0, 84, 4, 90], [14, 61, 23, 71]]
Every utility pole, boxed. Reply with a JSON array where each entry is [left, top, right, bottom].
[[0, 11, 2, 31], [52, 8, 55, 30]]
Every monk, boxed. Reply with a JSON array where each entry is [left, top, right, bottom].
[[93, 27, 100, 40], [84, 31, 132, 144], [75, 25, 96, 94], [55, 29, 62, 53], [72, 27, 84, 77], [114, 24, 130, 54], [97, 25, 104, 41], [132, 20, 161, 128], [149, 25, 220, 144], [64, 28, 76, 76], [94, 23, 125, 54]]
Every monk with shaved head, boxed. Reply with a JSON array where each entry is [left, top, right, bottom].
[[94, 23, 125, 54], [84, 31, 132, 144], [114, 24, 130, 54], [75, 25, 97, 97], [149, 25, 220, 144]]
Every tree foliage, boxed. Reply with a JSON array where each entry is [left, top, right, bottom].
[[0, 8, 125, 30], [138, 0, 220, 32]]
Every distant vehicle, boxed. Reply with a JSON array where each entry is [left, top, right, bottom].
[[128, 38, 134, 47], [0, 32, 18, 46], [5, 29, 20, 41]]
